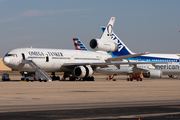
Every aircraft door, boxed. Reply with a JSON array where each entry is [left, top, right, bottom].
[[46, 54, 49, 62], [22, 53, 25, 60]]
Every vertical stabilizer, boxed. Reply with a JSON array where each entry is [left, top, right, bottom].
[[100, 17, 115, 41], [73, 38, 88, 51]]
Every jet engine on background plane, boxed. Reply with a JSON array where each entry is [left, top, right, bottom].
[[73, 65, 94, 81], [90, 39, 118, 52], [143, 70, 162, 78]]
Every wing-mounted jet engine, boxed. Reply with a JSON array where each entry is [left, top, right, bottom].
[[142, 70, 162, 78], [90, 39, 118, 52], [72, 65, 94, 81]]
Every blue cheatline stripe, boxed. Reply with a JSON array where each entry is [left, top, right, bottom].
[[126, 56, 179, 62]]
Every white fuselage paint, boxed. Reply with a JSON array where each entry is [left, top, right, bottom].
[[3, 48, 111, 72]]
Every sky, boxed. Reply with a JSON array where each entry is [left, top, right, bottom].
[[0, 0, 180, 57]]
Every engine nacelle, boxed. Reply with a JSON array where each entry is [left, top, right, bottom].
[[73, 66, 93, 78], [143, 70, 162, 78], [90, 39, 118, 52]]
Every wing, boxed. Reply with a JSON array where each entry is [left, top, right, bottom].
[[61, 61, 161, 72]]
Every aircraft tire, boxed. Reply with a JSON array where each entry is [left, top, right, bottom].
[[90, 76, 94, 81], [57, 76, 60, 80], [69, 76, 75, 81], [127, 78, 130, 81], [26, 79, 29, 82]]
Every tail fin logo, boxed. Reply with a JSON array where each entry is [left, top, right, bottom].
[[111, 17, 115, 21], [73, 38, 88, 51], [107, 24, 113, 36], [111, 33, 124, 52]]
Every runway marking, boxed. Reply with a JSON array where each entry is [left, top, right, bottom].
[[78, 112, 180, 119]]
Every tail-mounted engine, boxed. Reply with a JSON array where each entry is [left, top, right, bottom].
[[73, 65, 93, 78], [90, 39, 118, 52], [143, 70, 162, 78]]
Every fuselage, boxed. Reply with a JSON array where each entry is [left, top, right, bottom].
[[97, 63, 180, 75], [3, 48, 111, 72]]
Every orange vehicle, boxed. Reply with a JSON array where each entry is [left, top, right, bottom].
[[127, 74, 143, 81]]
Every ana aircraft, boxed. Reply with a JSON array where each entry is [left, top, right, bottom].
[[99, 26, 180, 80], [3, 17, 156, 82]]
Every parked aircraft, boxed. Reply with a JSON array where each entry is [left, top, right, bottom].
[[3, 17, 152, 82]]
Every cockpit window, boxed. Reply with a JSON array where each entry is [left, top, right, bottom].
[[5, 54, 17, 57]]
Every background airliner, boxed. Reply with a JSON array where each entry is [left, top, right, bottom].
[[100, 26, 180, 80], [3, 17, 152, 82]]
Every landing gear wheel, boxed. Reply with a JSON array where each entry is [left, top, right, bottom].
[[69, 76, 76, 81], [26, 79, 29, 82], [127, 78, 130, 81], [57, 76, 60, 80], [90, 76, 94, 81], [137, 78, 140, 81]]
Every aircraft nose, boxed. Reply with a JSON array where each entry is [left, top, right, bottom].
[[3, 57, 10, 65]]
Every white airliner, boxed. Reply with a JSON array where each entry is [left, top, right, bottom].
[[3, 17, 153, 82]]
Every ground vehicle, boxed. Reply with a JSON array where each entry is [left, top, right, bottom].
[[21, 72, 35, 82], [25, 74, 35, 82], [1, 73, 10, 81]]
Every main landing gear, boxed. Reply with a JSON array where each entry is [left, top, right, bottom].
[[51, 72, 60, 81], [69, 76, 94, 81], [62, 72, 94, 81], [127, 74, 143, 81]]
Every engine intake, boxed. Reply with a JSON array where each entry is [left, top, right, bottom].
[[143, 70, 162, 78], [73, 66, 93, 78], [90, 39, 118, 52]]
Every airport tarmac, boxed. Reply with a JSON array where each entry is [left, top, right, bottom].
[[0, 75, 180, 119]]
